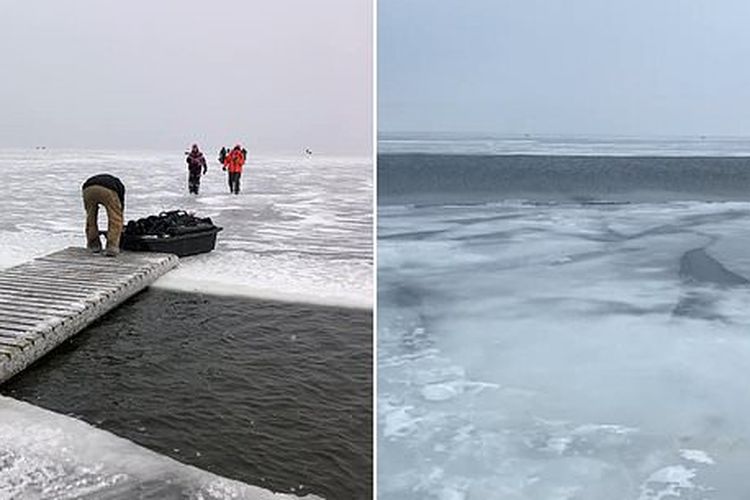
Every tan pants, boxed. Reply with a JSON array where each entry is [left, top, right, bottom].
[[82, 185, 123, 251]]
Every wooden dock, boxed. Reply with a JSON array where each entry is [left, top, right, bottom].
[[0, 247, 178, 383]]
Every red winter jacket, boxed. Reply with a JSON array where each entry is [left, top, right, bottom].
[[224, 148, 245, 173]]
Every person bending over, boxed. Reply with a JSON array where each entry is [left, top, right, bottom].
[[81, 173, 125, 257]]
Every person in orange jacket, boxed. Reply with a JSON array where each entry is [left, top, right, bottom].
[[223, 144, 246, 194]]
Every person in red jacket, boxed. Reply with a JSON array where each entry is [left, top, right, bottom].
[[223, 144, 246, 194]]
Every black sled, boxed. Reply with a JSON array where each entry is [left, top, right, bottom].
[[120, 210, 222, 257]]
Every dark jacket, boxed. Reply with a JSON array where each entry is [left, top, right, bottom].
[[187, 150, 207, 175], [82, 174, 125, 209]]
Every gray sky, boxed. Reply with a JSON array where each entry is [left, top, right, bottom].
[[0, 0, 372, 155], [379, 0, 750, 137]]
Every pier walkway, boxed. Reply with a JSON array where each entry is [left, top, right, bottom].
[[0, 247, 178, 383]]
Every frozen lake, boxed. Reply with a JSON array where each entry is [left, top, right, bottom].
[[378, 149, 750, 500], [0, 148, 372, 499], [0, 149, 372, 308]]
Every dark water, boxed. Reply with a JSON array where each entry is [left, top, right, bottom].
[[2, 289, 372, 500], [379, 154, 750, 204]]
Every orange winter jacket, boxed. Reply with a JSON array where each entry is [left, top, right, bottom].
[[224, 149, 245, 173]]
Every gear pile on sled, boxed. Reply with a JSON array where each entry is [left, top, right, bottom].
[[121, 210, 222, 257]]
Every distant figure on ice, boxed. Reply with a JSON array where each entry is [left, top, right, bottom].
[[305, 148, 313, 156], [81, 173, 125, 257], [218, 146, 227, 165], [223, 144, 246, 194], [186, 144, 208, 194]]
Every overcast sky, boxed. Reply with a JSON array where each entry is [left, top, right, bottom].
[[0, 0, 372, 154], [379, 0, 750, 137]]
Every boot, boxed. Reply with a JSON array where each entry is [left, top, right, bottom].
[[87, 237, 102, 253]]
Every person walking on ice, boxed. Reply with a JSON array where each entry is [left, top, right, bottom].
[[81, 173, 125, 257], [223, 144, 246, 194], [186, 144, 208, 194]]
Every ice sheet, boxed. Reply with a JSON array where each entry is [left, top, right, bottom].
[[0, 150, 372, 308], [379, 199, 750, 499], [0, 395, 320, 499], [380, 133, 750, 156]]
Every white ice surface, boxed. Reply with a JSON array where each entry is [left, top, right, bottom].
[[379, 200, 750, 499], [0, 150, 372, 308], [380, 134, 750, 156], [0, 395, 321, 499], [680, 449, 716, 465]]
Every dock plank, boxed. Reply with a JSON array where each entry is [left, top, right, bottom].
[[0, 247, 178, 383]]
